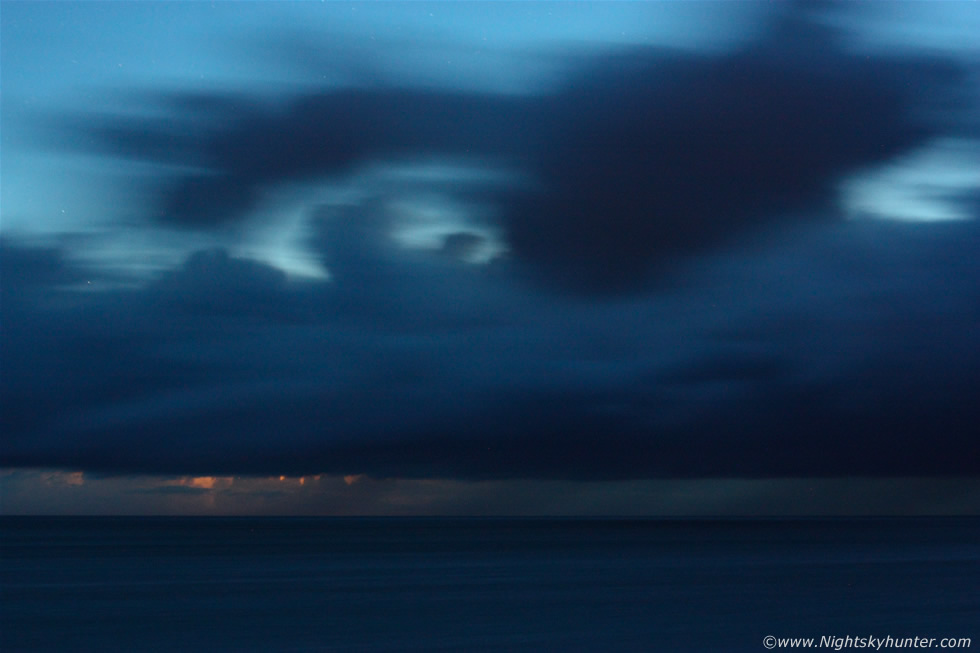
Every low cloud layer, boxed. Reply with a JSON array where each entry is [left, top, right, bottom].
[[3, 214, 978, 480]]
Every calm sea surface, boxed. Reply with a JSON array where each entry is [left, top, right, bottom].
[[2, 517, 977, 652]]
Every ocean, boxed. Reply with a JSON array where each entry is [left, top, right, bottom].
[[2, 517, 977, 652]]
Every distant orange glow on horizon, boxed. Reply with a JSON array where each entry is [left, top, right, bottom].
[[166, 476, 235, 490]]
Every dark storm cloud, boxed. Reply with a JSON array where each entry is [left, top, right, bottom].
[[2, 216, 978, 479], [52, 6, 966, 292], [504, 22, 964, 292], [62, 90, 540, 228]]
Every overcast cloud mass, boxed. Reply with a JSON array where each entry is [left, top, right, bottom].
[[2, 1, 979, 514]]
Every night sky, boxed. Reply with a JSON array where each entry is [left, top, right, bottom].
[[2, 1, 978, 515]]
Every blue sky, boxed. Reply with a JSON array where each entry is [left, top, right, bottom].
[[2, 1, 979, 515]]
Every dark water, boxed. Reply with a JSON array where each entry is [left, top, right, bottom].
[[2, 517, 977, 652]]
